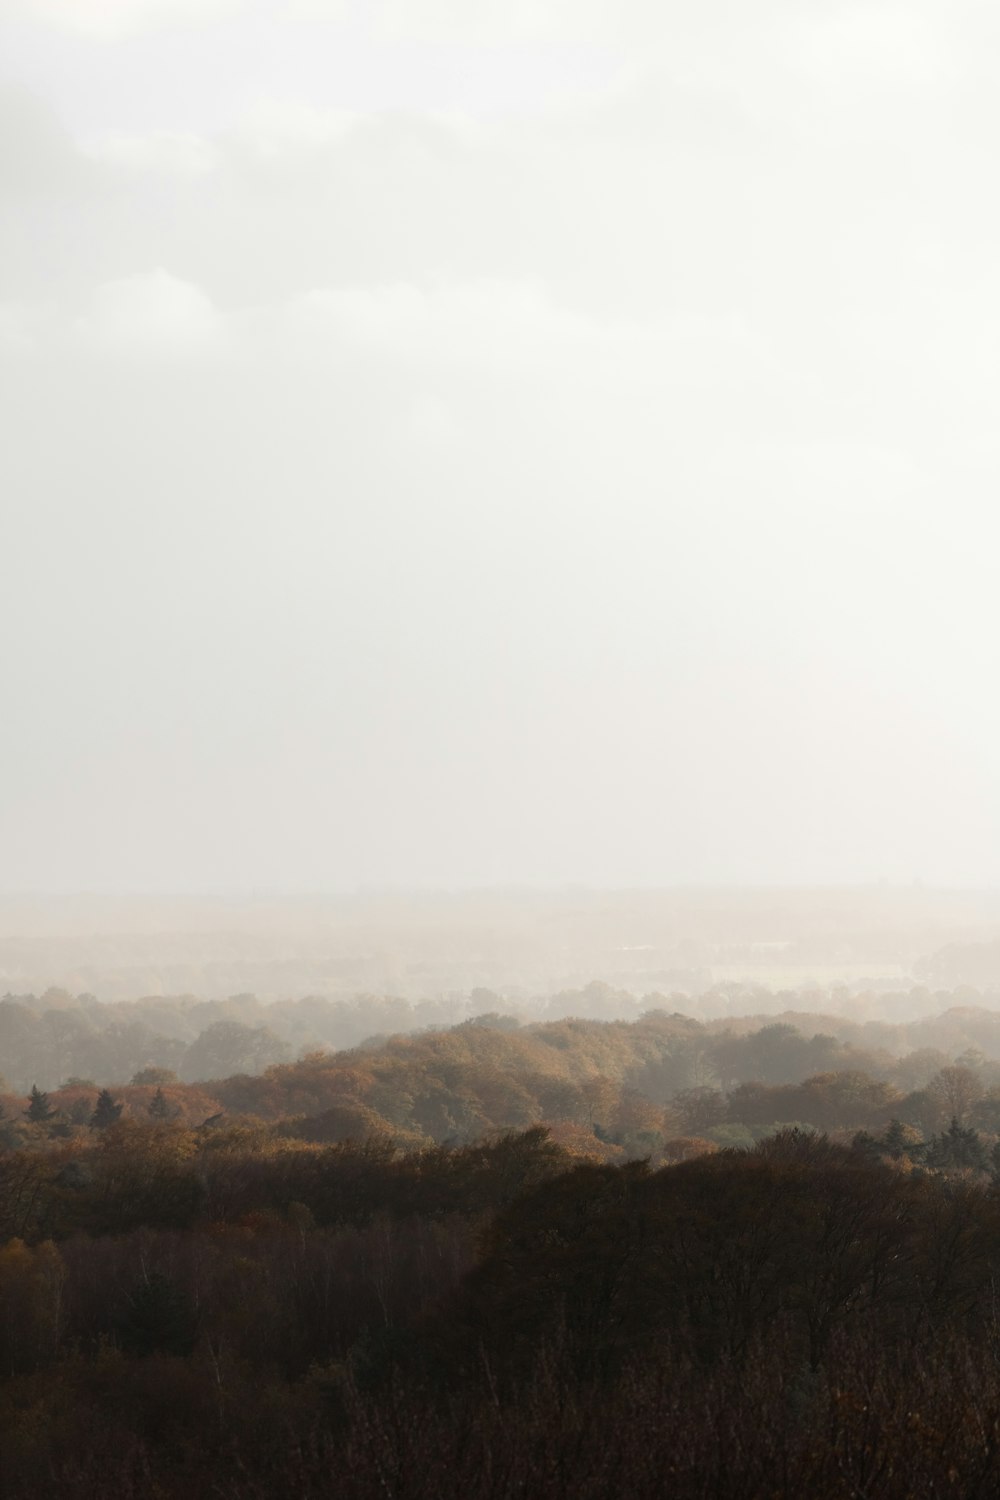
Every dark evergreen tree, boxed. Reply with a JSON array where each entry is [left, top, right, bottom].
[[24, 1084, 55, 1123], [926, 1116, 989, 1172], [856, 1120, 925, 1163], [148, 1087, 173, 1121], [90, 1088, 123, 1129], [881, 1118, 924, 1160]]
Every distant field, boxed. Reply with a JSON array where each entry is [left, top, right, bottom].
[[708, 963, 909, 988]]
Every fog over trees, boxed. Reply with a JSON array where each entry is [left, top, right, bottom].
[[3, 885, 1000, 1002]]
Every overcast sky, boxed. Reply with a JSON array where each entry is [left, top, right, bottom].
[[2, 0, 1000, 893]]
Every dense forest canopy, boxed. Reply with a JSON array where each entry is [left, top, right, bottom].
[[6, 1118, 1000, 1495], [7, 988, 1000, 1167], [7, 985, 1000, 1494]]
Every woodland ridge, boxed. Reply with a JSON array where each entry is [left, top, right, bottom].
[[5, 993, 1000, 1496]]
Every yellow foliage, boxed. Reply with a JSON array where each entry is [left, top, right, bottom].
[[0, 1238, 64, 1376]]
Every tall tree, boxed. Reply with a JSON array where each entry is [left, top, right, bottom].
[[148, 1088, 173, 1121], [90, 1089, 123, 1130], [926, 1117, 989, 1173], [23, 1085, 55, 1123]]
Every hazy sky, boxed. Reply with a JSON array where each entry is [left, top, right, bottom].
[[2, 0, 1000, 892]]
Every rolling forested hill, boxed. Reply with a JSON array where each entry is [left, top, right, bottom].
[[7, 996, 1000, 1159]]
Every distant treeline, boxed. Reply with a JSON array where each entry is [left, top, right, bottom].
[[7, 1005, 1000, 1163], [6, 982, 1000, 1095]]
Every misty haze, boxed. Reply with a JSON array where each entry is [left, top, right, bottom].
[[3, 3, 1000, 1497]]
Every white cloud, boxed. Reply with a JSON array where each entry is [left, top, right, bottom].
[[5, 1, 1000, 894], [278, 281, 776, 412], [230, 101, 359, 160], [781, 6, 952, 93], [276, 0, 351, 17], [82, 130, 219, 176], [285, 278, 618, 369], [622, 4, 959, 141], [77, 269, 221, 355], [2, 270, 768, 399], [370, 0, 618, 45], [3, 0, 245, 39], [404, 392, 462, 449], [0, 83, 77, 197], [0, 300, 54, 352]]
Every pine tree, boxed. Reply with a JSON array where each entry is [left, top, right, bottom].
[[881, 1118, 924, 1161], [926, 1116, 989, 1173], [91, 1088, 123, 1129], [148, 1087, 173, 1121], [24, 1084, 55, 1123]]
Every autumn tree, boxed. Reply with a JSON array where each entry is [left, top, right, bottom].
[[131, 1066, 179, 1087], [0, 1239, 64, 1375], [928, 1066, 983, 1127], [673, 1086, 727, 1134], [0, 1153, 58, 1240], [86, 1119, 202, 1234], [182, 1020, 289, 1082]]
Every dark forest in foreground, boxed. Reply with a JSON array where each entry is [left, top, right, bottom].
[[7, 998, 1000, 1495], [5, 1130, 1000, 1497]]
